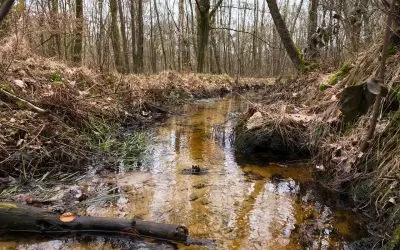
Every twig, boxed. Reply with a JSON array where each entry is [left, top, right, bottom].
[[20, 124, 46, 150], [0, 89, 47, 114]]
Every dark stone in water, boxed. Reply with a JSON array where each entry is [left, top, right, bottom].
[[244, 171, 265, 181], [193, 183, 206, 189], [270, 174, 286, 182], [180, 165, 208, 175]]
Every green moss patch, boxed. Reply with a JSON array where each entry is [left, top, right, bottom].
[[327, 62, 353, 86]]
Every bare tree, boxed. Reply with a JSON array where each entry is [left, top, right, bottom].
[[73, 0, 83, 63], [266, 0, 304, 72], [137, 0, 144, 72], [195, 0, 223, 73], [118, 0, 130, 73], [110, 0, 123, 73]]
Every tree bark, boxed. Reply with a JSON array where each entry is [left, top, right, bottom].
[[153, 0, 167, 70], [306, 0, 318, 60], [266, 0, 304, 72], [0, 0, 14, 25], [130, 0, 137, 73], [110, 0, 124, 73], [118, 0, 130, 73], [195, 0, 223, 73], [73, 0, 83, 63], [51, 0, 61, 58], [0, 202, 189, 243], [137, 0, 144, 72], [179, 0, 184, 71]]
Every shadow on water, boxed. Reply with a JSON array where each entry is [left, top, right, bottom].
[[0, 95, 366, 250]]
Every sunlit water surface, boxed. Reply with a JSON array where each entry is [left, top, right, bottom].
[[0, 96, 364, 250]]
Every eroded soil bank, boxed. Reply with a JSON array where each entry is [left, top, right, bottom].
[[0, 96, 366, 249]]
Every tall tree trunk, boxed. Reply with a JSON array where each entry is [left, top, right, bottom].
[[137, 0, 144, 72], [110, 0, 124, 73], [153, 0, 167, 70], [51, 0, 61, 58], [97, 0, 104, 70], [266, 0, 304, 72], [179, 0, 185, 71], [118, 0, 130, 73], [306, 0, 319, 60], [195, 0, 223, 73], [149, 0, 157, 73], [130, 0, 137, 73], [252, 0, 259, 74], [196, 1, 210, 73], [73, 0, 83, 63], [0, 0, 14, 36]]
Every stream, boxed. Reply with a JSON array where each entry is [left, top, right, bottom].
[[0, 95, 365, 250]]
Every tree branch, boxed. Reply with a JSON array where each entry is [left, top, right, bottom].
[[0, 89, 47, 114], [194, 0, 201, 11], [210, 0, 223, 17], [210, 26, 281, 49]]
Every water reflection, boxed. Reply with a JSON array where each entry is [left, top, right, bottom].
[[0, 96, 363, 250]]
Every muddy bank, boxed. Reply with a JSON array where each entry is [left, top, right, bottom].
[[234, 107, 312, 162]]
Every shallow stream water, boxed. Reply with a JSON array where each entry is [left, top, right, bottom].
[[0, 95, 364, 250]]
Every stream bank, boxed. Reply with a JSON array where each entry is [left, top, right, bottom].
[[0, 47, 273, 187], [234, 44, 400, 248], [0, 95, 366, 249]]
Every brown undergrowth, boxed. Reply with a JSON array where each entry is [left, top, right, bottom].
[[0, 36, 273, 183], [236, 43, 400, 247]]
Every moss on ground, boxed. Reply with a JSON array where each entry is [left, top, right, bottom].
[[385, 225, 400, 250], [319, 62, 353, 91]]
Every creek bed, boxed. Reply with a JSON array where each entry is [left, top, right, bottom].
[[0, 95, 365, 249]]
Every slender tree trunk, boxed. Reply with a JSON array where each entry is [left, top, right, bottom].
[[179, 0, 185, 71], [51, 0, 61, 58], [149, 0, 157, 73], [306, 0, 319, 60], [196, 1, 210, 73], [195, 0, 223, 73], [118, 0, 130, 73], [153, 0, 167, 70], [130, 0, 137, 73], [97, 0, 104, 70], [266, 0, 304, 72], [110, 0, 124, 73], [137, 0, 144, 72], [73, 0, 83, 63]]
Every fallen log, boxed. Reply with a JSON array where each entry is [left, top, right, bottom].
[[0, 202, 188, 244]]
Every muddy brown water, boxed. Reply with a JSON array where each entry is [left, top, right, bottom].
[[0, 96, 364, 250]]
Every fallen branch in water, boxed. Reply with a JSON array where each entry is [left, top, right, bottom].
[[0, 202, 189, 244]]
